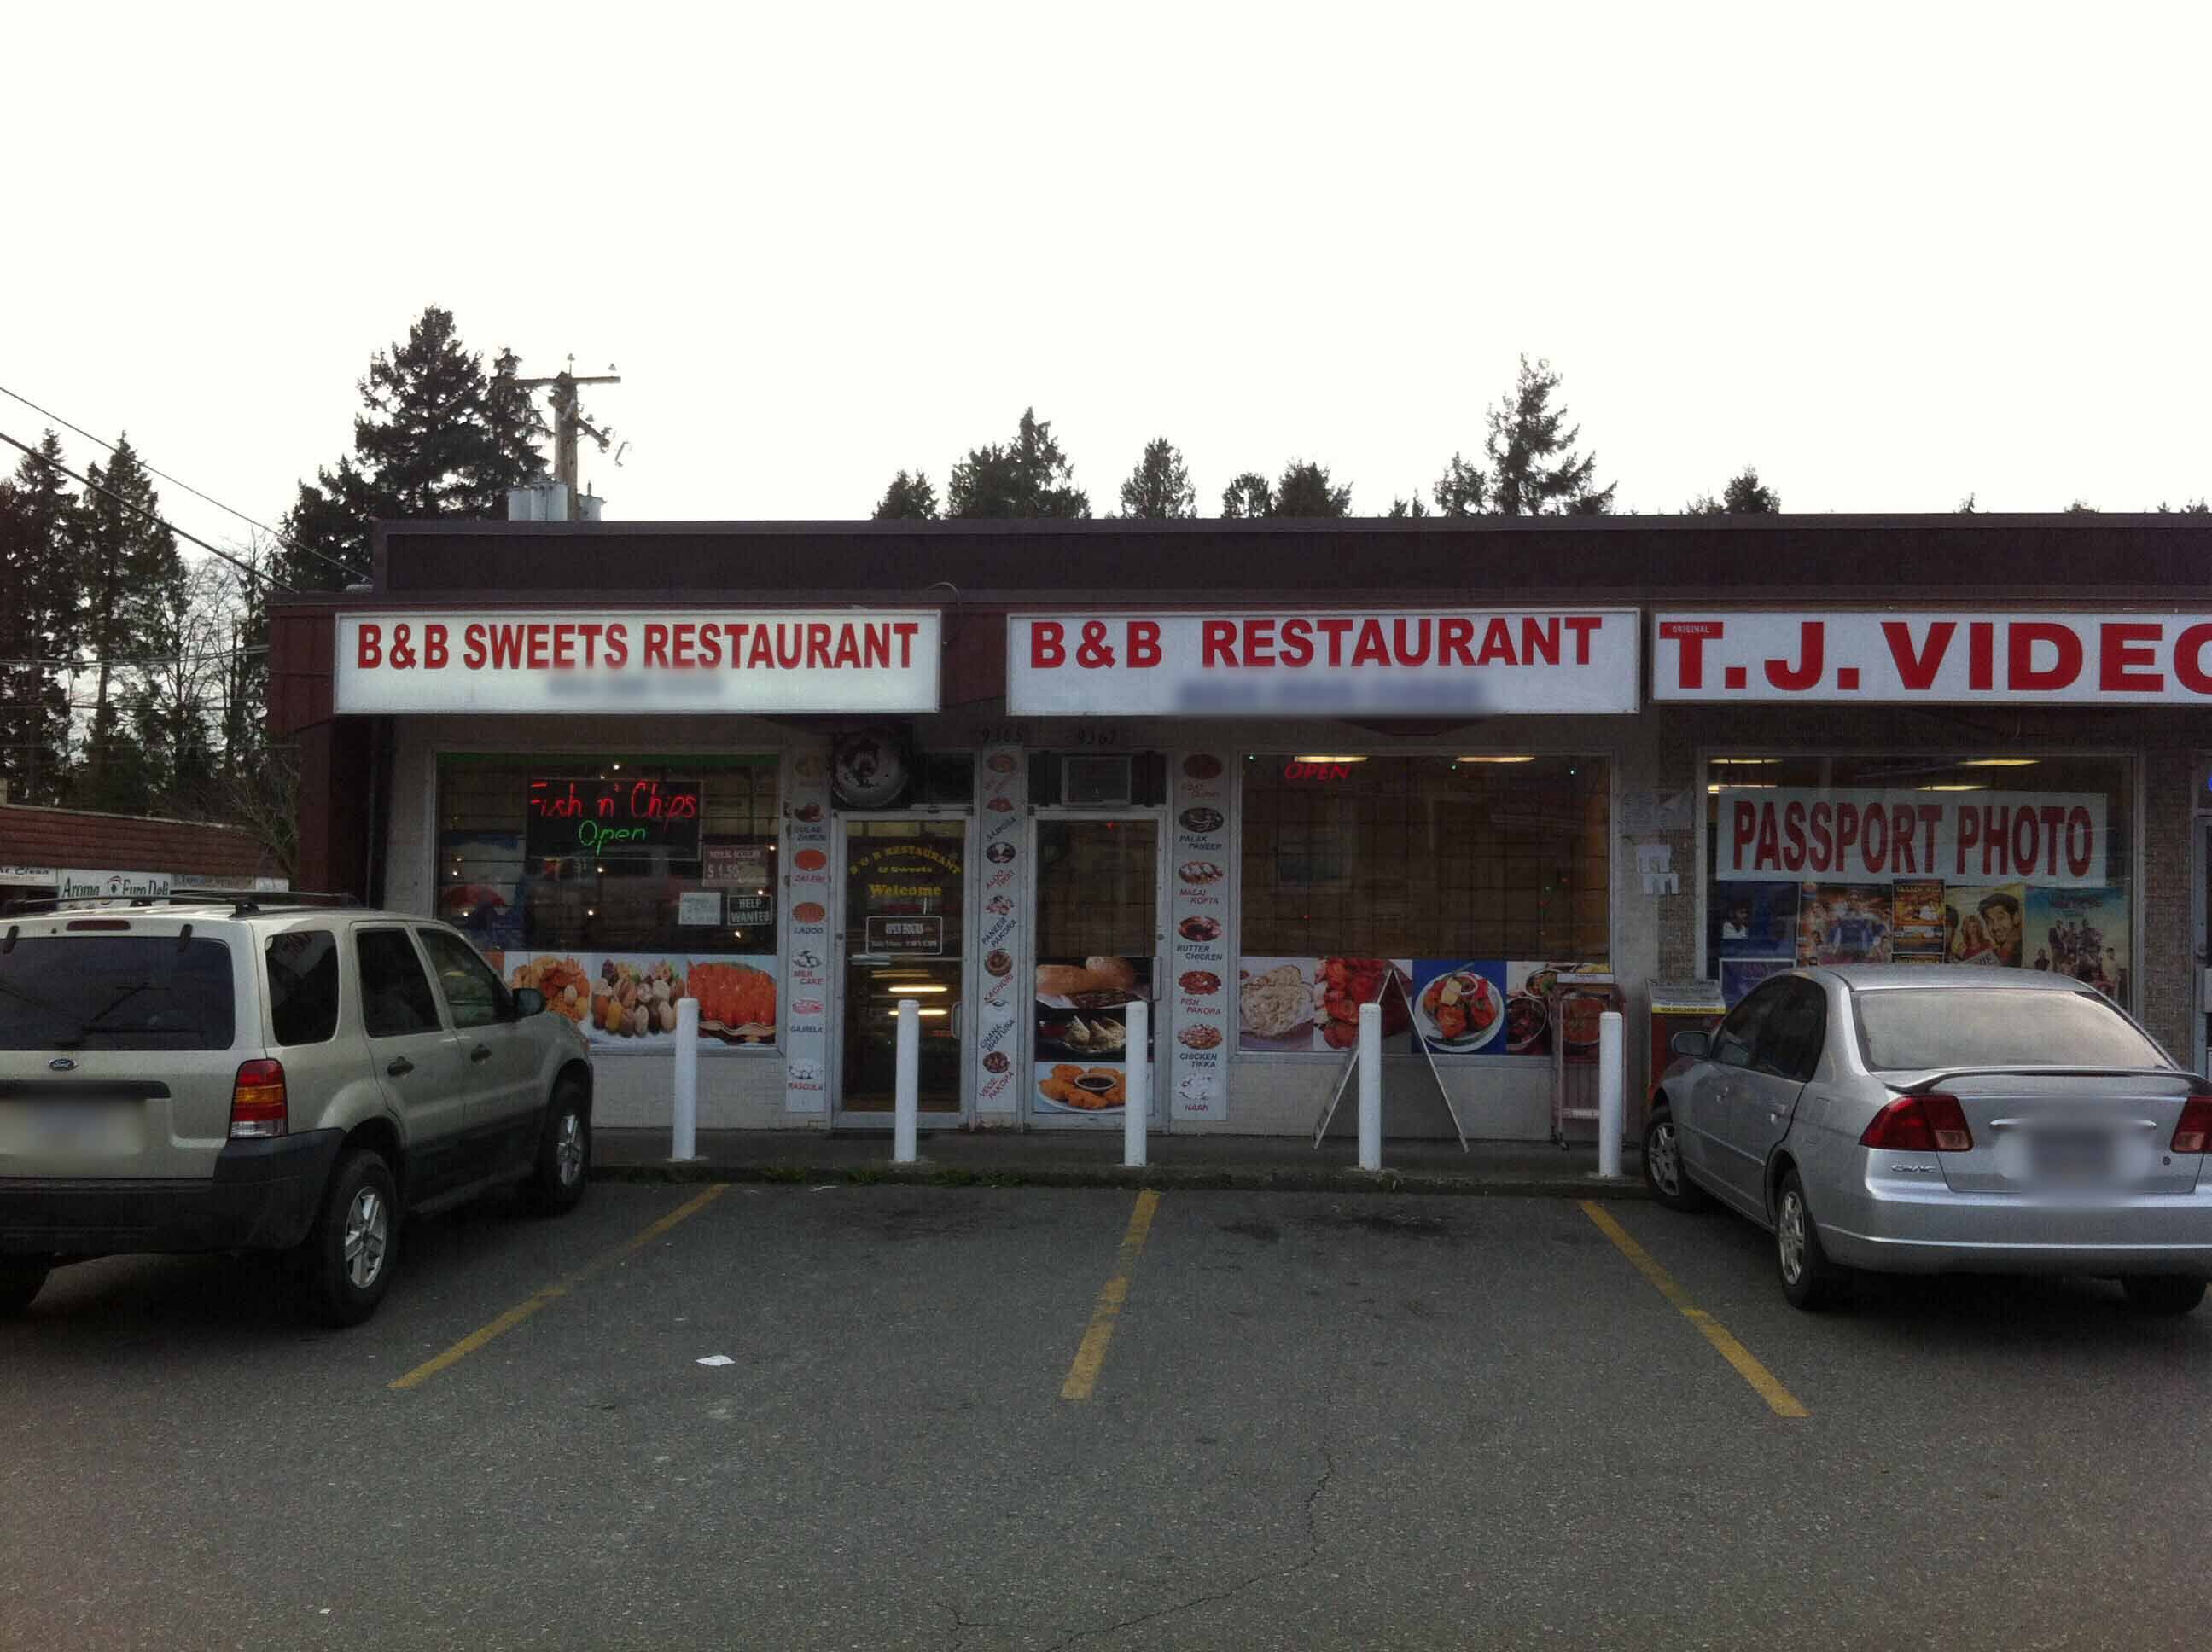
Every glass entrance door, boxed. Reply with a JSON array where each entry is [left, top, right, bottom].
[[839, 818, 967, 1119], [1030, 817, 1161, 1129]]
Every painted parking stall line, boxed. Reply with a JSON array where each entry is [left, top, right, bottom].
[[1061, 1190, 1161, 1401], [1580, 1201, 1809, 1419], [389, 1184, 730, 1391]]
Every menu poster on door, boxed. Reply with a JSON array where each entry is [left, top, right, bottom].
[[974, 745, 1027, 1114], [1167, 751, 1233, 1119], [781, 746, 832, 1112], [1033, 956, 1155, 1122]]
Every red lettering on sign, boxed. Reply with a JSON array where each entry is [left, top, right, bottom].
[[1766, 620, 1825, 691], [1732, 800, 1756, 867], [463, 623, 486, 669], [1243, 619, 1276, 667], [1955, 805, 1980, 874], [1889, 806, 1918, 870], [2098, 621, 2162, 692], [833, 625, 860, 668], [1521, 616, 1560, 666], [1833, 801, 1860, 868], [806, 623, 831, 670], [1438, 618, 1475, 667], [1350, 620, 1390, 666], [1563, 615, 1601, 666], [1882, 620, 1953, 690], [2065, 807, 2093, 876], [605, 625, 628, 668], [356, 624, 382, 668], [1753, 807, 1780, 870], [2174, 624, 2212, 695], [643, 624, 670, 668], [1782, 800, 1807, 871], [1128, 620, 1161, 667], [1968, 622, 1994, 690], [1278, 619, 1313, 666], [1663, 623, 1713, 689], [1316, 618, 1353, 666], [1861, 805, 1888, 872], [1981, 806, 2010, 875], [2006, 622, 2081, 691], [1918, 805, 1942, 869], [1393, 618, 1432, 666], [422, 623, 448, 668], [1475, 618, 1515, 666], [1809, 802, 1834, 872], [1202, 620, 1237, 666], [892, 620, 918, 667], [1030, 621, 1065, 669]]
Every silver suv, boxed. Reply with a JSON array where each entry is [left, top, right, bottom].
[[0, 893, 593, 1325]]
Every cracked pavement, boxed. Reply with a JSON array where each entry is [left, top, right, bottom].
[[7, 1184, 2212, 1649]]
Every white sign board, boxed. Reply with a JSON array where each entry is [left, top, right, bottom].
[[335, 610, 941, 715], [1656, 611, 2212, 704], [1009, 610, 1639, 716], [676, 891, 723, 928], [60, 870, 173, 899], [1714, 788, 2110, 888]]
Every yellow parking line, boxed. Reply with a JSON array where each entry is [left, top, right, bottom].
[[1580, 1200, 1809, 1419], [390, 1184, 730, 1391], [1061, 1190, 1161, 1402]]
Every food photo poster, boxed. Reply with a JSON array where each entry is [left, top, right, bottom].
[[1033, 955, 1150, 1118], [499, 951, 778, 1050], [1237, 957, 1413, 1054]]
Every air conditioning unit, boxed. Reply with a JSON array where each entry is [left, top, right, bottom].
[[1060, 755, 1133, 807]]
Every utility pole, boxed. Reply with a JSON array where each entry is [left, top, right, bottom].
[[514, 356, 620, 520]]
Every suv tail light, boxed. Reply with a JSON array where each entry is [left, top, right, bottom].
[[1861, 1092, 1973, 1154], [230, 1059, 288, 1139], [2173, 1089, 2212, 1155]]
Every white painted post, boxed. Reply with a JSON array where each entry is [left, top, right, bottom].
[[1598, 1009, 1625, 1178], [1357, 1000, 1382, 1172], [1123, 1000, 1150, 1167], [893, 998, 921, 1164], [671, 994, 701, 1162]]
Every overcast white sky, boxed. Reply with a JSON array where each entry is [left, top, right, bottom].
[[9, 1, 2209, 546]]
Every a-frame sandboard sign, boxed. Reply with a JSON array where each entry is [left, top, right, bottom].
[[1310, 970, 1469, 1152]]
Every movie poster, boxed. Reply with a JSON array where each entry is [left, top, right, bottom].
[[1721, 957, 1793, 1005], [1945, 883, 2027, 968], [2027, 887, 2130, 1007], [1712, 881, 1800, 960], [1889, 879, 1947, 961], [1796, 883, 1895, 965]]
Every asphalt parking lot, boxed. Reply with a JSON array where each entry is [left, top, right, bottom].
[[5, 1183, 2210, 1651]]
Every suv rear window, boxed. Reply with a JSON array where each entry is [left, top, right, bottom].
[[1854, 987, 2166, 1072], [0, 936, 236, 1050], [266, 930, 340, 1046]]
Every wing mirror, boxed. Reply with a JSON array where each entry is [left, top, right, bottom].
[[514, 986, 547, 1017], [1668, 1029, 1712, 1060]]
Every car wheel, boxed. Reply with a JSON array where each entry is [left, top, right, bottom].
[[2122, 1275, 2207, 1316], [1775, 1169, 1850, 1312], [521, 1078, 591, 1217], [0, 1254, 53, 1316], [298, 1149, 399, 1328], [1642, 1107, 1711, 1213]]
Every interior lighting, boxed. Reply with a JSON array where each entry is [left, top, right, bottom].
[[1918, 783, 1987, 792], [1455, 755, 1534, 764], [886, 1008, 951, 1019], [1959, 759, 2039, 767], [1292, 755, 1367, 764], [1710, 758, 1780, 765], [1708, 782, 1778, 793]]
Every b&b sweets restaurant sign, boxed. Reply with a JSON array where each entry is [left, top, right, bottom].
[[335, 610, 941, 714]]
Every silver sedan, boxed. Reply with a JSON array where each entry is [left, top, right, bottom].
[[1644, 965, 2212, 1313]]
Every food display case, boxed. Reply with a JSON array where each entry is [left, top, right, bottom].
[[1546, 974, 1624, 1146]]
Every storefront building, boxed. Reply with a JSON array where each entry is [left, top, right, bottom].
[[265, 514, 2212, 1137]]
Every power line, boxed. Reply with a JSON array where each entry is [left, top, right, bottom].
[[0, 382, 370, 583], [0, 428, 300, 596]]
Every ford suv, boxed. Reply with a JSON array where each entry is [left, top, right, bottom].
[[0, 894, 593, 1325]]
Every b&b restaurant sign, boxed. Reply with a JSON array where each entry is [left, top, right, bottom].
[[335, 610, 941, 714], [1655, 612, 2212, 704], [1010, 610, 1639, 715]]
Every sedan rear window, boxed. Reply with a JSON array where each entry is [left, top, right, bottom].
[[1854, 987, 2166, 1073], [0, 936, 236, 1050]]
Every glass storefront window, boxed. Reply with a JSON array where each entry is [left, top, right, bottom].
[[1703, 753, 2134, 1008], [435, 754, 782, 1049], [1240, 754, 1610, 960]]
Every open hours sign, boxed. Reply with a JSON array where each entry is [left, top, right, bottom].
[[526, 777, 702, 860]]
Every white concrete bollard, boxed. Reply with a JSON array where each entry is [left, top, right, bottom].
[[671, 994, 701, 1162], [1358, 1000, 1382, 1172], [1598, 1009, 1625, 1178], [1123, 1000, 1150, 1167], [893, 998, 921, 1164]]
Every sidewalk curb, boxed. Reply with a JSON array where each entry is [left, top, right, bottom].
[[590, 1160, 1651, 1198]]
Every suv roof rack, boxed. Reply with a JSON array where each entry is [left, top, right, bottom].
[[1, 890, 361, 919]]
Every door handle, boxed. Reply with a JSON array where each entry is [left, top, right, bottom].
[[387, 1057, 415, 1077], [469, 1044, 492, 1064]]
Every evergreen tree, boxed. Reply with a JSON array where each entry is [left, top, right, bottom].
[[872, 469, 940, 520], [1484, 355, 1615, 515], [1958, 493, 1978, 513], [1272, 459, 1351, 517], [282, 307, 550, 589], [1431, 452, 1486, 516], [1388, 495, 1432, 518], [2157, 499, 2211, 514], [1686, 466, 1781, 514], [74, 435, 183, 809], [0, 431, 79, 803], [1116, 438, 1196, 519], [2064, 499, 2098, 513], [1220, 472, 1273, 519], [946, 408, 1090, 518]]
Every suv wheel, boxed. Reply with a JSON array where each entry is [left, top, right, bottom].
[[299, 1148, 399, 1328], [522, 1077, 591, 1216], [0, 1254, 52, 1316]]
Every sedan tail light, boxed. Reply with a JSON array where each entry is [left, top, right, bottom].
[[1862, 1092, 1973, 1154], [229, 1059, 288, 1139], [2173, 1090, 2212, 1155]]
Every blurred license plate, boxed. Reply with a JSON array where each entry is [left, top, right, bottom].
[[2029, 1128, 2117, 1184], [26, 1100, 140, 1155]]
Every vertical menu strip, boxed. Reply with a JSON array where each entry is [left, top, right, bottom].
[[974, 745, 1027, 1115], [780, 745, 833, 1114], [1167, 751, 1232, 1120]]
